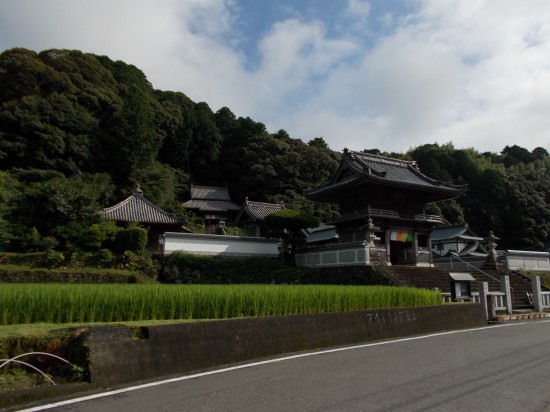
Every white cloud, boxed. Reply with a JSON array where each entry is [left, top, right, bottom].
[[0, 0, 549, 153], [346, 0, 371, 22], [291, 0, 550, 152]]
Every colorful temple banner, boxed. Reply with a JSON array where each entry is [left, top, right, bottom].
[[391, 231, 413, 242]]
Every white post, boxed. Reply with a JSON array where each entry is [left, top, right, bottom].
[[532, 276, 543, 312], [479, 282, 489, 321], [500, 275, 512, 314]]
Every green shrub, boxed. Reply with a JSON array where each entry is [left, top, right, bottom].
[[91, 249, 114, 268], [113, 227, 148, 254], [264, 209, 320, 234], [223, 226, 243, 236], [0, 252, 45, 266], [7, 227, 50, 252], [79, 220, 121, 251], [41, 250, 65, 269], [115, 251, 157, 277]]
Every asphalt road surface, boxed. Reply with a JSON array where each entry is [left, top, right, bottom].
[[23, 320, 550, 412]]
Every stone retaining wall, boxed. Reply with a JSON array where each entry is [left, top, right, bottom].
[[84, 304, 484, 386]]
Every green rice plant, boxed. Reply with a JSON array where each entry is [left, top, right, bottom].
[[0, 284, 442, 325]]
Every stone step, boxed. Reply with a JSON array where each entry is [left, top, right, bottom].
[[378, 266, 538, 307]]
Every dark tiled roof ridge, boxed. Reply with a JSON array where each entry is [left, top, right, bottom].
[[241, 198, 285, 221], [102, 195, 132, 214], [191, 184, 226, 190], [345, 150, 467, 191], [244, 199, 285, 207], [189, 185, 233, 201], [102, 191, 183, 224], [303, 175, 365, 196], [346, 150, 416, 167]]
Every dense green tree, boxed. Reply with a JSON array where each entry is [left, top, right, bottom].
[[0, 54, 99, 172], [501, 145, 534, 167], [156, 91, 194, 171], [6, 173, 114, 250], [1, 47, 549, 253], [130, 161, 189, 208], [217, 114, 270, 195], [188, 102, 222, 183], [532, 147, 549, 161]]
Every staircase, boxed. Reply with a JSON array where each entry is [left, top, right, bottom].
[[377, 266, 542, 308]]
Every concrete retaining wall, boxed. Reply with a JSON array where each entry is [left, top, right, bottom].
[[295, 242, 370, 267], [84, 304, 484, 386]]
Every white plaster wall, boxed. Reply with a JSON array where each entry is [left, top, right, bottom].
[[507, 256, 550, 271], [164, 234, 279, 257]]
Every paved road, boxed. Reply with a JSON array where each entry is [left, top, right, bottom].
[[25, 321, 550, 412]]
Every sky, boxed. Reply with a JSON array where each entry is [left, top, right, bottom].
[[1, 0, 549, 154]]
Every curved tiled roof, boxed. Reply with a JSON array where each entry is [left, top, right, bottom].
[[344, 151, 465, 190], [236, 199, 285, 222], [102, 188, 183, 225], [306, 150, 467, 199]]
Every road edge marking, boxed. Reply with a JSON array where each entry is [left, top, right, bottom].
[[18, 320, 550, 411]]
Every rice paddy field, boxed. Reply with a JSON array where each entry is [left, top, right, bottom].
[[0, 284, 442, 325]]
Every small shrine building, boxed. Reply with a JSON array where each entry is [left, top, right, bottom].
[[300, 149, 467, 267], [102, 186, 187, 253], [183, 185, 240, 233], [234, 198, 285, 237]]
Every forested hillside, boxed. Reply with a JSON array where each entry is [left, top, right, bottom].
[[1, 48, 549, 253]]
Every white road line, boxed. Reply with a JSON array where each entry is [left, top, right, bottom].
[[18, 320, 550, 411]]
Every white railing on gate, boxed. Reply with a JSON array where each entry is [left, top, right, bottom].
[[442, 291, 501, 308], [542, 292, 550, 309], [489, 292, 506, 311], [441, 292, 480, 304]]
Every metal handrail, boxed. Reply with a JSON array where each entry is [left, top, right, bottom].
[[449, 254, 502, 284], [450, 254, 516, 307]]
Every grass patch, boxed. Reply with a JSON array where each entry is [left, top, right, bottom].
[[0, 368, 50, 393], [0, 320, 197, 340]]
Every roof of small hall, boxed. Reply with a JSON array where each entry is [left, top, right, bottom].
[[183, 185, 240, 212], [235, 199, 285, 223], [305, 149, 467, 200], [189, 185, 232, 201], [102, 187, 184, 225]]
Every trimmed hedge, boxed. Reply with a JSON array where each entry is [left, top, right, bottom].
[[161, 252, 393, 285], [0, 265, 142, 284], [162, 253, 311, 284]]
